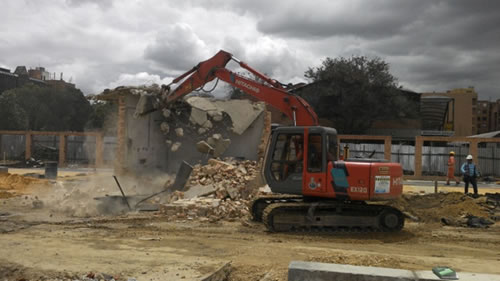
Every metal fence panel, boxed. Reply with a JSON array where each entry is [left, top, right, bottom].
[[391, 144, 414, 174], [0, 135, 25, 160], [339, 142, 385, 160]]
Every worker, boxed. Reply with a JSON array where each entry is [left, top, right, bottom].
[[460, 155, 480, 196], [446, 151, 460, 185]]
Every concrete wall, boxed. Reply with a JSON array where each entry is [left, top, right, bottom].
[[123, 95, 169, 173], [120, 95, 268, 174], [161, 112, 266, 174]]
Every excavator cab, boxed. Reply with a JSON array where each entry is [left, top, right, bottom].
[[264, 126, 338, 196]]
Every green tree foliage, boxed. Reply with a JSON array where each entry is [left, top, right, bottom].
[[85, 101, 117, 129], [85, 100, 117, 134], [0, 84, 91, 131], [299, 56, 418, 134]]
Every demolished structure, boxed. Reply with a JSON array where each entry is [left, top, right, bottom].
[[98, 85, 271, 174]]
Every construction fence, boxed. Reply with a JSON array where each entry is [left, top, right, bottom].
[[340, 138, 500, 177], [1, 130, 499, 178], [0, 131, 117, 167]]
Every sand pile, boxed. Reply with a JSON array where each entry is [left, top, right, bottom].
[[0, 173, 48, 197], [391, 192, 490, 223]]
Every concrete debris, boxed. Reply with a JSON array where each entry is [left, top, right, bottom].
[[160, 122, 170, 134], [196, 141, 214, 154], [197, 127, 208, 135], [189, 107, 208, 126], [175, 128, 184, 137], [202, 119, 213, 129], [186, 96, 265, 135], [207, 110, 223, 122], [183, 184, 217, 199], [165, 140, 172, 146], [206, 134, 231, 157], [171, 142, 181, 152], [162, 108, 171, 118], [159, 158, 261, 221], [133, 94, 155, 117]]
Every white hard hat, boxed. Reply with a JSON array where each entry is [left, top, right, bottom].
[[466, 155, 473, 160]]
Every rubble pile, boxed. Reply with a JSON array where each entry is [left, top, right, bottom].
[[189, 158, 259, 200], [480, 193, 500, 221], [159, 158, 262, 221]]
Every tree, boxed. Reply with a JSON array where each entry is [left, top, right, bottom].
[[299, 56, 417, 134], [0, 84, 92, 131], [85, 99, 117, 134]]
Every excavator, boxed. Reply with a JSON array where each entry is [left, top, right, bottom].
[[162, 50, 405, 232]]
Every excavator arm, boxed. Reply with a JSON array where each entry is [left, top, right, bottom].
[[163, 50, 319, 126]]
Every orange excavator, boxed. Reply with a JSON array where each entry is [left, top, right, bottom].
[[162, 50, 405, 232]]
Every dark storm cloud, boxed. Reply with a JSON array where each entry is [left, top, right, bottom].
[[1, 0, 499, 99], [143, 24, 208, 72]]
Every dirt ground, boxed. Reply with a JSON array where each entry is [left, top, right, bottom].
[[0, 173, 500, 281]]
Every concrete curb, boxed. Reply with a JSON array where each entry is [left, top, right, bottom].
[[288, 261, 500, 281]]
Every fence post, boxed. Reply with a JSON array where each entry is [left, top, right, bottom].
[[414, 136, 423, 177], [384, 136, 391, 161], [58, 133, 66, 166], [25, 132, 32, 160]]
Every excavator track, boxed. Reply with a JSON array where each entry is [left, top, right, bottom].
[[262, 201, 404, 233], [250, 195, 304, 222]]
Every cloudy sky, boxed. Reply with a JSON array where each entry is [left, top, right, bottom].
[[1, 0, 499, 99]]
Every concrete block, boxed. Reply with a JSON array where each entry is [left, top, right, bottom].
[[288, 261, 500, 281], [184, 184, 216, 199]]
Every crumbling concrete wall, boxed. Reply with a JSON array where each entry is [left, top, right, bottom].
[[124, 95, 169, 173], [101, 86, 269, 175]]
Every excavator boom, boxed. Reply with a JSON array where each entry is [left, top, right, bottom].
[[163, 50, 319, 126]]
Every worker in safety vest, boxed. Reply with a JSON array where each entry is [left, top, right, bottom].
[[460, 154, 480, 196], [446, 151, 460, 185]]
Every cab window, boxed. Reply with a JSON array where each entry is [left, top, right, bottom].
[[307, 134, 323, 172], [327, 134, 337, 161], [271, 133, 304, 181]]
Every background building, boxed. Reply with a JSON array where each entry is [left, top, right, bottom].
[[476, 99, 500, 133], [422, 87, 478, 136], [0, 65, 74, 95]]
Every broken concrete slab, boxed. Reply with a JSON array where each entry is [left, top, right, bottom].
[[207, 110, 223, 122], [287, 261, 500, 281], [183, 184, 217, 199], [133, 94, 156, 117], [186, 96, 265, 135], [186, 96, 219, 112], [196, 141, 214, 154], [190, 107, 208, 126], [213, 138, 231, 157], [213, 99, 265, 135]]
